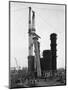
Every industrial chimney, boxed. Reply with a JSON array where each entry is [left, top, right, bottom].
[[50, 33, 57, 71]]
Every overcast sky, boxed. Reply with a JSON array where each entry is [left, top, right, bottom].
[[10, 2, 65, 69]]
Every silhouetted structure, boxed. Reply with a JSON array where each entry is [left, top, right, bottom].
[[40, 50, 52, 73], [28, 56, 34, 73], [50, 33, 57, 71], [43, 50, 52, 71], [40, 33, 57, 75]]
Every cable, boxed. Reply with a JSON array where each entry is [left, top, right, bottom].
[[35, 11, 56, 31]]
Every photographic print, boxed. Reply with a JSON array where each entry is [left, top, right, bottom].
[[9, 1, 66, 89]]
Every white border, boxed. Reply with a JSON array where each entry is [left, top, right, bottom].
[[0, 0, 67, 90]]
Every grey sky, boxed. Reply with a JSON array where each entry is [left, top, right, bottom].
[[10, 2, 65, 69]]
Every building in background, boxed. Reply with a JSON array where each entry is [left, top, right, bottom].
[[50, 33, 57, 71]]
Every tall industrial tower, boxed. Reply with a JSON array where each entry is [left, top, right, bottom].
[[28, 7, 34, 56], [50, 33, 57, 71], [28, 7, 41, 77]]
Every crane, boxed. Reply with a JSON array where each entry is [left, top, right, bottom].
[[14, 57, 21, 70]]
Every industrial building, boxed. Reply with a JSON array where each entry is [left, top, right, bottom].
[[40, 50, 52, 71]]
